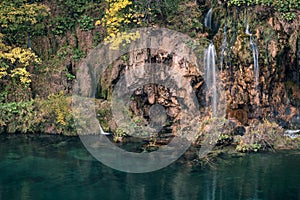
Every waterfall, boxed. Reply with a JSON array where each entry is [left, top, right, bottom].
[[250, 35, 259, 90], [99, 123, 110, 135], [246, 23, 259, 91], [220, 25, 227, 72], [204, 8, 213, 28], [245, 23, 250, 35], [204, 43, 217, 117]]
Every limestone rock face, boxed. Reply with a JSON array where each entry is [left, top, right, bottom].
[[92, 8, 300, 137], [211, 8, 300, 129]]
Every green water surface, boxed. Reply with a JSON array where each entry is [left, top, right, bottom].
[[0, 135, 299, 200]]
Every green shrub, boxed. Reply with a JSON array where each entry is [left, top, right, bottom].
[[41, 91, 76, 135], [0, 93, 77, 135], [51, 16, 75, 35], [0, 100, 37, 133], [236, 143, 262, 152], [227, 0, 300, 21], [73, 48, 85, 61], [78, 15, 94, 31], [235, 120, 283, 152]]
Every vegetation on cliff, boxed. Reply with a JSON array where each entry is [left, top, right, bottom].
[[0, 0, 299, 152]]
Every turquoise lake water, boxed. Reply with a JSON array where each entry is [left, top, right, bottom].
[[0, 134, 299, 200]]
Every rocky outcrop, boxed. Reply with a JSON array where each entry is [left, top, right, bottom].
[[90, 7, 300, 144], [210, 7, 300, 129], [30, 2, 300, 141]]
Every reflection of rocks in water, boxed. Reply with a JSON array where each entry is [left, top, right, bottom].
[[67, 149, 96, 161], [52, 141, 67, 148], [144, 145, 159, 152], [6, 152, 22, 160]]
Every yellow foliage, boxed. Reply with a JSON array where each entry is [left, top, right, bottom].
[[102, 0, 143, 49], [2, 47, 41, 67], [108, 31, 141, 50], [0, 1, 49, 90], [0, 44, 41, 87], [48, 91, 69, 128], [0, 46, 41, 87], [0, 1, 49, 29], [0, 67, 7, 79], [102, 0, 132, 35], [56, 107, 67, 126], [10, 67, 31, 86], [95, 20, 101, 26]]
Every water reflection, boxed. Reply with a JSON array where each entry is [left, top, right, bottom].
[[0, 135, 299, 200]]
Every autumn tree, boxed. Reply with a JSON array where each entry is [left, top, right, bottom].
[[99, 0, 144, 49], [0, 0, 49, 102]]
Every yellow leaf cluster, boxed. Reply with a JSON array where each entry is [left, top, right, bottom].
[[0, 1, 49, 28], [47, 91, 70, 128], [0, 1, 48, 89], [0, 67, 7, 79], [102, 0, 132, 34], [10, 67, 31, 86], [56, 107, 67, 126], [95, 20, 101, 26], [2, 47, 41, 67], [0, 46, 40, 87], [102, 0, 143, 49], [107, 31, 141, 50]]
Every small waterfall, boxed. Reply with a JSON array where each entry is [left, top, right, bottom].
[[99, 123, 110, 135], [245, 23, 259, 91], [245, 23, 250, 35], [204, 42, 217, 117], [220, 25, 227, 72], [204, 8, 213, 28], [250, 35, 259, 90]]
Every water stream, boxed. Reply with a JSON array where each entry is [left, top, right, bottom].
[[245, 23, 250, 35], [204, 43, 217, 117], [250, 35, 259, 91], [204, 8, 213, 28], [246, 24, 259, 91]]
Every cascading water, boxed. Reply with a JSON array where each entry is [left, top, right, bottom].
[[204, 8, 213, 28], [99, 123, 111, 135], [250, 35, 259, 90], [245, 24, 259, 91], [204, 42, 217, 117], [245, 23, 250, 35]]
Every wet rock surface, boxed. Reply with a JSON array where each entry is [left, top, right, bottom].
[[84, 9, 300, 150]]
